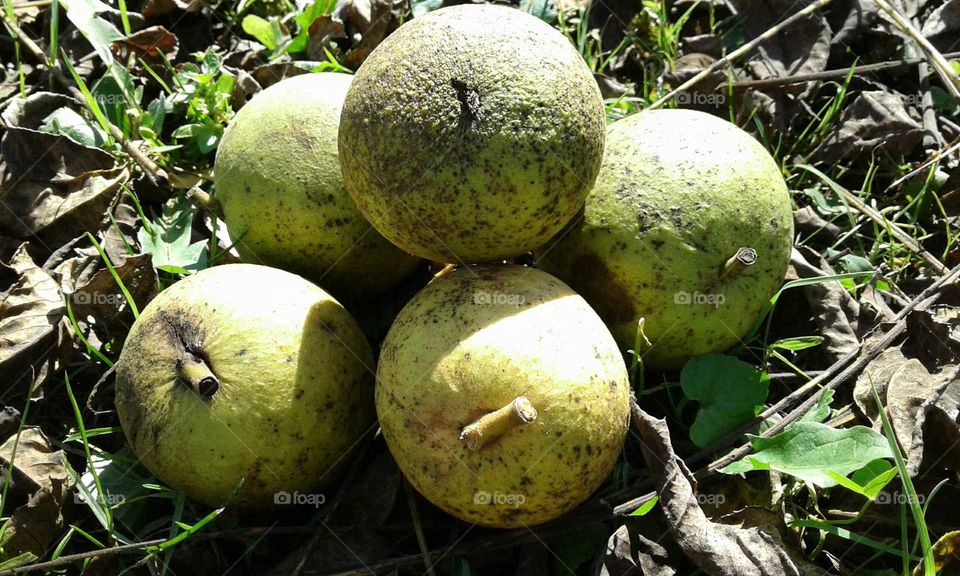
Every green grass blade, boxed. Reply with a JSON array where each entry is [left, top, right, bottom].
[[60, 49, 113, 141], [0, 384, 34, 530], [790, 519, 919, 561], [49, 0, 59, 64], [872, 383, 936, 575], [65, 297, 114, 367], [148, 507, 224, 552], [86, 232, 140, 319], [64, 374, 113, 533]]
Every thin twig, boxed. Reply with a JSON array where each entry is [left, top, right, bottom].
[[797, 165, 949, 275], [0, 14, 170, 184], [872, 0, 960, 100], [730, 51, 960, 89], [404, 479, 436, 576], [648, 0, 833, 109], [884, 136, 960, 194]]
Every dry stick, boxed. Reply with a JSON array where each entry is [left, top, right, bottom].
[[648, 0, 833, 110], [404, 479, 436, 576], [884, 137, 960, 194], [807, 169, 950, 275], [0, 538, 168, 575], [912, 30, 943, 152], [0, 14, 170, 184], [0, 527, 337, 575], [612, 260, 960, 514], [730, 51, 960, 89], [872, 0, 960, 100]]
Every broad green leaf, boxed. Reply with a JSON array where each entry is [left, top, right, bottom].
[[145, 93, 168, 134], [521, 0, 557, 22], [827, 459, 897, 499], [171, 123, 223, 154], [62, 0, 124, 65], [91, 63, 136, 130], [39, 107, 106, 147], [281, 0, 336, 55], [241, 14, 279, 50], [411, 0, 443, 16], [137, 195, 208, 273], [800, 388, 834, 423], [838, 254, 873, 273], [721, 421, 894, 488], [681, 354, 769, 448]]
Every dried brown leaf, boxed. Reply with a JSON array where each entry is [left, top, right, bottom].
[[854, 347, 959, 475], [791, 248, 861, 363], [0, 244, 67, 398], [732, 0, 831, 80], [0, 93, 128, 250], [113, 25, 180, 65], [594, 522, 678, 576], [631, 403, 822, 575], [0, 427, 75, 557], [810, 91, 924, 161]]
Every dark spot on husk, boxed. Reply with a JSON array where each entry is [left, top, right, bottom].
[[570, 255, 635, 323]]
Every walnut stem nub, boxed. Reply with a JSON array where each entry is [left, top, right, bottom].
[[460, 397, 537, 451], [177, 351, 219, 399], [722, 247, 758, 278]]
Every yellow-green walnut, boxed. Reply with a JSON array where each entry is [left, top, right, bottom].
[[537, 109, 794, 370], [376, 265, 629, 527], [339, 5, 606, 262], [115, 264, 374, 509], [214, 73, 419, 299]]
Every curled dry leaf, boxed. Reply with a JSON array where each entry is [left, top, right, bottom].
[[594, 521, 678, 576], [0, 93, 128, 251], [631, 402, 820, 576], [339, 0, 403, 68], [0, 244, 67, 400], [0, 427, 75, 558], [112, 25, 180, 67], [914, 530, 960, 576], [809, 91, 924, 161], [791, 248, 861, 363], [854, 347, 959, 476], [141, 0, 205, 19], [732, 0, 830, 81], [62, 253, 159, 345], [793, 207, 843, 247], [905, 283, 960, 368], [919, 0, 960, 52]]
